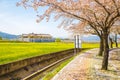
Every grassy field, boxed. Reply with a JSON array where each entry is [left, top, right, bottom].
[[0, 42, 99, 65]]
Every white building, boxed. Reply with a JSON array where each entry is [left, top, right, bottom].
[[19, 33, 54, 42]]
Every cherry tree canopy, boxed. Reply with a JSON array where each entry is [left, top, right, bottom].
[[17, 0, 120, 32], [18, 0, 120, 70]]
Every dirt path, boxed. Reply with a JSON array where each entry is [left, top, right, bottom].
[[52, 48, 120, 80], [52, 49, 97, 80]]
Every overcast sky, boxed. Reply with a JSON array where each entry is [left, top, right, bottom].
[[0, 0, 70, 38]]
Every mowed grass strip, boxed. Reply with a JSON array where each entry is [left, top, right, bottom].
[[42, 57, 74, 80], [0, 42, 100, 65]]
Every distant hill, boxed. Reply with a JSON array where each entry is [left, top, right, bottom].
[[61, 35, 100, 42], [0, 31, 18, 39], [82, 35, 100, 42], [82, 35, 120, 42]]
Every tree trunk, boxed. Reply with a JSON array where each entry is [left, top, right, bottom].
[[109, 37, 113, 48], [115, 34, 118, 48], [101, 32, 109, 70], [98, 37, 104, 56]]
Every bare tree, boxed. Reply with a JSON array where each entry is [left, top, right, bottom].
[[18, 0, 120, 70]]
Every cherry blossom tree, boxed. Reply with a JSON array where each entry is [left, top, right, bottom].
[[109, 35, 114, 48], [18, 0, 120, 70], [68, 23, 104, 56], [111, 25, 120, 48]]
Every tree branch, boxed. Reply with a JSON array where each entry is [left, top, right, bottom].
[[94, 0, 110, 15], [40, 0, 91, 23], [107, 13, 120, 29], [112, 0, 119, 15], [89, 23, 101, 37]]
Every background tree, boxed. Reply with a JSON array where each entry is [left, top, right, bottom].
[[18, 0, 120, 70], [0, 36, 2, 40], [109, 35, 114, 48], [55, 38, 61, 42], [111, 26, 120, 48], [68, 23, 104, 56]]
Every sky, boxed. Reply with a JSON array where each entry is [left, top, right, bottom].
[[0, 0, 70, 38]]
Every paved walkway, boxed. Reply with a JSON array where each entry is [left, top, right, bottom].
[[52, 49, 97, 80], [52, 48, 120, 80]]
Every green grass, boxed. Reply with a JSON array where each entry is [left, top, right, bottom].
[[0, 42, 100, 65], [42, 57, 74, 80]]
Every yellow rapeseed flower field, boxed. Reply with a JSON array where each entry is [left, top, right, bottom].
[[0, 42, 99, 65]]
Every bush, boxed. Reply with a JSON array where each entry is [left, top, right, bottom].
[[55, 38, 61, 42]]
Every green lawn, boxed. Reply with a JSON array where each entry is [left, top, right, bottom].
[[0, 42, 99, 65]]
